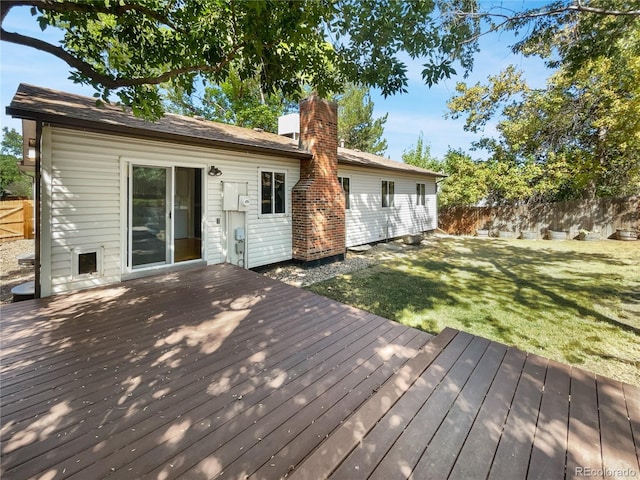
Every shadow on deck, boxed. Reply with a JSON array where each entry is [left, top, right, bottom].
[[1, 264, 638, 479]]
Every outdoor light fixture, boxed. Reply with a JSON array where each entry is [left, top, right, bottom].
[[208, 165, 222, 176]]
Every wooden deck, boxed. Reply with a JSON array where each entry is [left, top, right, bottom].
[[1, 264, 638, 479]]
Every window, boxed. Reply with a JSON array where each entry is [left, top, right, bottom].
[[416, 183, 426, 206], [338, 176, 351, 210], [261, 171, 286, 215], [381, 180, 395, 208]]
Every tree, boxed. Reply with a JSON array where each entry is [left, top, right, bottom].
[[3, 1, 637, 120], [446, 23, 640, 201], [336, 84, 388, 155], [1, 127, 32, 198], [164, 69, 295, 133], [1, 127, 22, 157], [1, 0, 481, 119], [437, 149, 491, 207], [504, 0, 640, 74], [401, 132, 441, 172], [448, 0, 640, 74], [3, 1, 638, 119], [401, 139, 490, 207]]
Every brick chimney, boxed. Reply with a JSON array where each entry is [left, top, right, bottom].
[[292, 95, 346, 264]]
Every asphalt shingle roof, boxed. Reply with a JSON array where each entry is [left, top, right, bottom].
[[7, 83, 445, 178]]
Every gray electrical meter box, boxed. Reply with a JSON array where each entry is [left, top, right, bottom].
[[238, 195, 250, 212]]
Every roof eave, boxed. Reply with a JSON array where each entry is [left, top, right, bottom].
[[338, 157, 447, 178], [6, 106, 313, 161]]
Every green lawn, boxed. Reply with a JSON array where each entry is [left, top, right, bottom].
[[307, 237, 640, 386]]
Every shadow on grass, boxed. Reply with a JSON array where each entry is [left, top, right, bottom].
[[308, 237, 640, 384]]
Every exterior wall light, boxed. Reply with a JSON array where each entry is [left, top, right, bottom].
[[208, 165, 222, 176]]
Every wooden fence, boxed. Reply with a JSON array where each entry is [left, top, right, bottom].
[[0, 200, 34, 242], [439, 195, 640, 239]]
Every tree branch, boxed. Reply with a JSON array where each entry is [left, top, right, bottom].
[[2, 0, 183, 31], [0, 27, 240, 89], [0, 27, 120, 86], [447, 1, 640, 25], [444, 1, 640, 46], [573, 0, 640, 17]]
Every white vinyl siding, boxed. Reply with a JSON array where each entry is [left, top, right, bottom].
[[45, 128, 122, 295], [338, 165, 438, 247], [224, 164, 296, 268], [42, 126, 299, 295]]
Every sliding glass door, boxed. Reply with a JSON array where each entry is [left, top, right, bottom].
[[174, 167, 203, 262], [131, 166, 170, 268], [128, 164, 203, 270]]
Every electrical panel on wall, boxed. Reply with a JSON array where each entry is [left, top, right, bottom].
[[222, 182, 239, 211]]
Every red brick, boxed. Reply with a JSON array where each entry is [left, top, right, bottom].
[[292, 96, 346, 262]]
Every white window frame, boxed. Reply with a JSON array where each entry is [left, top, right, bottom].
[[416, 183, 426, 206], [72, 246, 104, 280], [381, 180, 395, 208], [120, 158, 206, 275], [258, 168, 288, 218], [338, 176, 351, 210]]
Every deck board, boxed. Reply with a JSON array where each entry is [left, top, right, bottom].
[[1, 297, 352, 461], [2, 264, 638, 480], [487, 353, 548, 479], [122, 315, 397, 479], [290, 328, 462, 480], [189, 324, 426, 480], [448, 347, 527, 480], [1, 292, 334, 417], [624, 383, 640, 466], [408, 341, 508, 480], [566, 367, 604, 480], [250, 329, 430, 480], [368, 336, 490, 480], [527, 360, 571, 480], [328, 331, 474, 479], [12, 311, 385, 478], [597, 375, 640, 475]]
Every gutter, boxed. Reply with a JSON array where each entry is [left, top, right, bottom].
[[34, 119, 42, 298], [338, 157, 447, 179], [5, 107, 313, 161]]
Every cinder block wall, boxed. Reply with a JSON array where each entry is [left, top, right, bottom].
[[292, 96, 346, 262]]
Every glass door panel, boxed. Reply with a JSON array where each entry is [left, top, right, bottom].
[[174, 167, 202, 262], [131, 166, 168, 267]]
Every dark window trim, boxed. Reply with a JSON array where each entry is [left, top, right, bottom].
[[338, 176, 351, 210], [382, 180, 395, 208], [260, 169, 287, 216]]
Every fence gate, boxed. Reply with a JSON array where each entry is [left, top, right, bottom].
[[0, 200, 34, 241]]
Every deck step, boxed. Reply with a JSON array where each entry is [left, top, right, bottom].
[[289, 327, 460, 480]]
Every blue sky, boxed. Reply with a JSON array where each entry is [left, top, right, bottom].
[[1, 2, 552, 162]]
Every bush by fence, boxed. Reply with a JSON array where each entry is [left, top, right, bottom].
[[0, 200, 34, 242], [439, 196, 640, 239]]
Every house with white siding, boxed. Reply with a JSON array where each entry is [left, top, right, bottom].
[[7, 84, 444, 298]]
